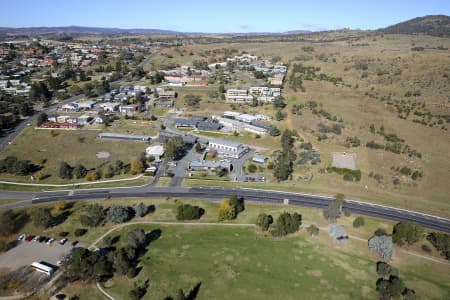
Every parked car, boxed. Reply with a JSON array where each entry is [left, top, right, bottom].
[[46, 238, 55, 245], [32, 235, 40, 242], [17, 234, 26, 241], [71, 240, 79, 247], [59, 238, 68, 245], [25, 235, 35, 242], [38, 236, 46, 243]]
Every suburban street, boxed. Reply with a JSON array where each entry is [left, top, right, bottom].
[[0, 186, 449, 233]]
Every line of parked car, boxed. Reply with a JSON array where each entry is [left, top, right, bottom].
[[17, 234, 78, 247]]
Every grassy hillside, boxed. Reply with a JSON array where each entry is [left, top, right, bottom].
[[155, 33, 450, 216]]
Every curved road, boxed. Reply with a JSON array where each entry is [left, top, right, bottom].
[[0, 186, 449, 233]]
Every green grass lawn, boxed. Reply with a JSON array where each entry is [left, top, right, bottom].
[[100, 224, 449, 300], [9, 197, 448, 299]]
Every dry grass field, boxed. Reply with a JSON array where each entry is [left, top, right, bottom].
[[152, 33, 450, 216]]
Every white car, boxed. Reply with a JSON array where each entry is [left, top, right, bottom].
[[46, 238, 55, 245], [32, 235, 40, 242], [59, 238, 68, 245], [17, 234, 26, 241]]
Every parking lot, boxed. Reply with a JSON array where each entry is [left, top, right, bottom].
[[0, 238, 80, 270]]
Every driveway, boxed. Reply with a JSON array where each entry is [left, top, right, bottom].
[[230, 149, 255, 180], [170, 146, 197, 187]]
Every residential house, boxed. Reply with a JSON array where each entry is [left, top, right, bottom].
[[77, 100, 96, 110], [158, 90, 176, 99], [99, 102, 120, 112], [154, 100, 173, 108], [77, 115, 93, 125], [119, 104, 138, 115]]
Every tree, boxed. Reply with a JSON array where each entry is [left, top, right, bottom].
[[37, 113, 48, 126], [376, 262, 394, 277], [134, 202, 150, 217], [176, 204, 204, 220], [129, 280, 149, 300], [427, 232, 450, 259], [126, 228, 146, 249], [402, 289, 417, 300], [256, 213, 273, 231], [275, 110, 285, 121], [272, 212, 302, 237], [114, 248, 133, 276], [112, 160, 124, 175], [58, 161, 73, 179], [106, 205, 134, 224], [102, 165, 114, 178], [30, 207, 54, 228], [368, 235, 394, 260], [73, 164, 87, 179], [54, 201, 67, 212], [353, 216, 365, 228], [66, 247, 113, 282], [130, 159, 144, 175], [184, 94, 202, 107], [387, 276, 406, 298], [74, 228, 87, 237], [85, 171, 99, 181], [0, 210, 27, 236], [79, 204, 105, 227], [322, 201, 340, 222], [306, 224, 320, 236], [195, 142, 203, 153], [229, 195, 245, 214], [268, 125, 281, 136], [247, 163, 257, 173], [165, 136, 186, 160], [218, 199, 236, 221], [392, 222, 423, 246], [376, 278, 391, 300]]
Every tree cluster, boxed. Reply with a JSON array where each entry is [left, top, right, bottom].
[[392, 222, 423, 246], [368, 235, 394, 260], [0, 156, 37, 176], [79, 204, 106, 227], [106, 205, 135, 224], [426, 232, 450, 259], [66, 247, 113, 282], [165, 136, 187, 160], [375, 262, 416, 300], [273, 129, 296, 181], [271, 212, 302, 237]]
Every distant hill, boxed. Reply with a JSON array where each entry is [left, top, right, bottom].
[[380, 15, 450, 37], [0, 25, 180, 36]]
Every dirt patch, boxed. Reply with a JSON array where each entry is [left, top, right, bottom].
[[306, 269, 322, 277]]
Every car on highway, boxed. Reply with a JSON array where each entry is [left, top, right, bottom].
[[59, 238, 68, 245]]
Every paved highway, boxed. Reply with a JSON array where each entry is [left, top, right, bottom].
[[0, 186, 449, 233]]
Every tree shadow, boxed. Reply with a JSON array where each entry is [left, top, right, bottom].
[[110, 235, 120, 245], [145, 228, 161, 246], [186, 282, 202, 300], [147, 205, 156, 214], [53, 211, 72, 226]]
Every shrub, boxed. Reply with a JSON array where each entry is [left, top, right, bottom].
[[306, 224, 319, 236], [256, 213, 273, 231], [85, 171, 99, 181], [353, 217, 365, 228], [59, 231, 69, 237], [176, 204, 204, 220], [247, 163, 257, 173], [392, 222, 423, 246]]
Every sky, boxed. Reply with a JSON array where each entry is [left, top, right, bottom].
[[0, 0, 449, 33]]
